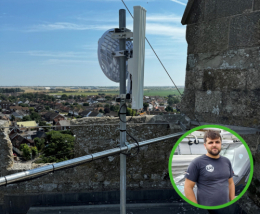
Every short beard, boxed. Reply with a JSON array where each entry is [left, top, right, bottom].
[[207, 148, 221, 156]]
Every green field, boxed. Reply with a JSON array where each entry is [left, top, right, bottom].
[[143, 88, 184, 96], [49, 88, 184, 97], [49, 91, 118, 96]]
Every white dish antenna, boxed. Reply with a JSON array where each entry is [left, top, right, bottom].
[[98, 29, 133, 83]]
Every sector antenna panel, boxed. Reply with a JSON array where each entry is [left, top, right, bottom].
[[98, 29, 133, 83]]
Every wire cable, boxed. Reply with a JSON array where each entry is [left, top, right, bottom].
[[126, 130, 140, 157], [121, 0, 201, 126], [118, 103, 134, 123], [121, 0, 182, 95]]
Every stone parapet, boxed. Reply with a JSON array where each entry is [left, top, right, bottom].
[[0, 116, 184, 213], [0, 120, 13, 175]]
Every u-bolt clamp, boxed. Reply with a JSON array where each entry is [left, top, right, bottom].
[[125, 142, 131, 153]]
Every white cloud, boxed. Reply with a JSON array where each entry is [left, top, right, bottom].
[[145, 46, 186, 60], [12, 51, 88, 58], [25, 17, 185, 40], [43, 59, 96, 65], [147, 14, 182, 23], [170, 0, 187, 6], [76, 16, 118, 23], [81, 44, 98, 50], [26, 22, 116, 32], [146, 23, 185, 39]]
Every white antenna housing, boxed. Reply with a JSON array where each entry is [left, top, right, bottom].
[[128, 6, 146, 109]]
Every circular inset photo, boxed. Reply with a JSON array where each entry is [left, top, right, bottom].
[[168, 125, 254, 210]]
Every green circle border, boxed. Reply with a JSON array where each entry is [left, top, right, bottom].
[[168, 125, 254, 210]]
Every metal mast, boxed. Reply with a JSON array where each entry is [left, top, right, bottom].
[[119, 9, 127, 214]]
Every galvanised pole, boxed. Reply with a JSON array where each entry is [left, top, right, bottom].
[[0, 132, 185, 187], [119, 9, 127, 214]]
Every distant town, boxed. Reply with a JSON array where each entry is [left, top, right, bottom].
[[0, 86, 183, 164]]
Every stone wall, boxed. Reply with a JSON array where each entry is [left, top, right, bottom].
[[181, 0, 260, 212], [0, 121, 14, 176], [181, 0, 260, 127], [0, 116, 185, 213]]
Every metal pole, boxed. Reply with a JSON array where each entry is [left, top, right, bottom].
[[119, 9, 126, 214], [0, 132, 185, 187]]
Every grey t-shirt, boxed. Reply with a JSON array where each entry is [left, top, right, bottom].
[[185, 154, 234, 206]]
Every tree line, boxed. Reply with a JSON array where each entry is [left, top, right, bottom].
[[0, 88, 24, 93]]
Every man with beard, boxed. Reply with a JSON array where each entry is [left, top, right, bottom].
[[184, 130, 235, 206]]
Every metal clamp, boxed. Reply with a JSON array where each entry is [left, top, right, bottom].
[[125, 142, 131, 153], [113, 27, 131, 33], [111, 30, 133, 40], [111, 32, 133, 39], [112, 50, 126, 57], [112, 50, 132, 59]]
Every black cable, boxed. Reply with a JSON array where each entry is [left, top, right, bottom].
[[126, 130, 140, 157], [118, 103, 133, 123]]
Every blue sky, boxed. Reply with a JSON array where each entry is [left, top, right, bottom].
[[0, 0, 188, 86]]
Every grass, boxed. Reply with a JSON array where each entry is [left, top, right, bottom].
[[49, 91, 119, 96], [143, 88, 184, 97]]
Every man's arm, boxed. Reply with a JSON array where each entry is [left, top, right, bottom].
[[228, 177, 235, 201], [184, 178, 197, 204]]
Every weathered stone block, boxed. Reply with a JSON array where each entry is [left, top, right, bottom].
[[202, 69, 247, 91], [180, 89, 196, 118], [185, 47, 260, 91], [187, 17, 230, 54], [205, 0, 253, 20], [229, 11, 260, 48], [187, 47, 260, 71], [195, 91, 222, 114], [0, 121, 13, 173], [185, 0, 205, 24], [191, 89, 260, 126], [254, 0, 260, 11], [185, 69, 204, 90], [187, 54, 198, 70], [221, 90, 260, 126], [247, 68, 260, 90]]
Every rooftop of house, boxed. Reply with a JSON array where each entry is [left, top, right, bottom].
[[10, 106, 29, 111], [17, 121, 37, 128], [57, 120, 71, 126]]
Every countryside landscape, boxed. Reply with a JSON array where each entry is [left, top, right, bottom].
[[1, 86, 184, 97], [0, 86, 183, 163]]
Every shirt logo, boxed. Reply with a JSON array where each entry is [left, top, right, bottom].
[[206, 164, 214, 172]]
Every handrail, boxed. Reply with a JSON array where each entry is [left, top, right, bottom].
[[0, 131, 185, 186]]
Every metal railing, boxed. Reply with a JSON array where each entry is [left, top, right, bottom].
[[0, 131, 185, 186]]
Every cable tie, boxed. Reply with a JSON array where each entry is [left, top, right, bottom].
[[120, 130, 126, 132]]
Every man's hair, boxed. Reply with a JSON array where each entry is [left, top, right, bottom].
[[204, 130, 221, 143]]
